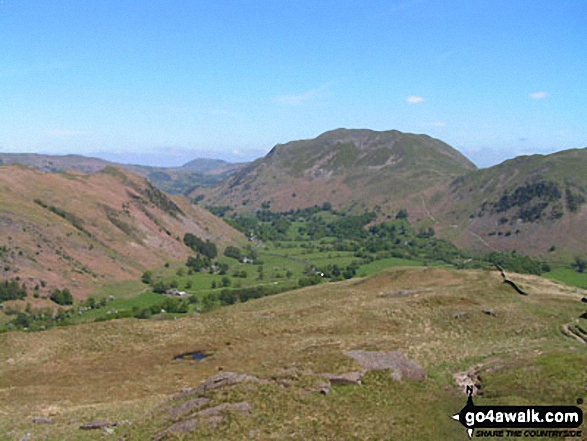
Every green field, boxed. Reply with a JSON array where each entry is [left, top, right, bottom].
[[544, 267, 587, 289], [357, 256, 424, 276]]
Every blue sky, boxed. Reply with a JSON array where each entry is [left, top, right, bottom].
[[0, 0, 585, 167]]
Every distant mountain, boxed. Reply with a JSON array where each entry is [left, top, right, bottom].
[[195, 128, 476, 212], [194, 129, 587, 258], [0, 153, 247, 195], [0, 153, 110, 174], [432, 148, 587, 257], [0, 165, 243, 299]]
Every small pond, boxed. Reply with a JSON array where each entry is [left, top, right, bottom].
[[173, 351, 209, 361]]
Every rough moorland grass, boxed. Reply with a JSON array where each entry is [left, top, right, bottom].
[[1, 267, 585, 440]]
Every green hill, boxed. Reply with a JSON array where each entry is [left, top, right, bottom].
[[195, 128, 476, 212], [433, 148, 587, 258]]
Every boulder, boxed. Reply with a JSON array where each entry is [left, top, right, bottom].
[[344, 350, 426, 381], [168, 397, 211, 420], [320, 371, 364, 385], [80, 420, 110, 430]]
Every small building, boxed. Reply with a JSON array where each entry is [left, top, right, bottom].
[[165, 290, 191, 298]]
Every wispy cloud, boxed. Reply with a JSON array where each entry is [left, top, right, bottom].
[[432, 121, 446, 127], [529, 91, 549, 100], [406, 95, 425, 104], [273, 84, 330, 106]]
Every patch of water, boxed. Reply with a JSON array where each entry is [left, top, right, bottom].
[[174, 351, 208, 360]]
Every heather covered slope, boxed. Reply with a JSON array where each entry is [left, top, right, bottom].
[[0, 267, 584, 440], [195, 129, 476, 213], [432, 148, 587, 257], [0, 165, 243, 300]]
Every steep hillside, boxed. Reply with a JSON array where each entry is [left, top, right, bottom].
[[432, 148, 587, 257], [1, 267, 585, 440], [195, 129, 476, 213], [0, 165, 243, 300], [0, 153, 246, 195]]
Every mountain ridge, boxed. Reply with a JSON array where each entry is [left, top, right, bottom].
[[196, 128, 476, 213], [0, 153, 247, 194]]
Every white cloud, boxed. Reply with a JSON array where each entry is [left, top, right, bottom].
[[432, 121, 446, 127], [406, 95, 425, 104], [529, 91, 549, 100], [273, 83, 331, 106]]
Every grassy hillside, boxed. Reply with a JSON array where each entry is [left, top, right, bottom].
[[433, 148, 587, 257], [195, 128, 476, 213], [0, 267, 585, 440], [0, 165, 243, 301]]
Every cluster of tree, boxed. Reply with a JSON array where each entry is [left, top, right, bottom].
[[50, 288, 74, 306], [480, 181, 565, 223], [224, 245, 259, 264], [216, 283, 292, 306], [141, 182, 184, 218], [315, 263, 359, 280], [186, 255, 214, 272], [132, 297, 192, 319], [325, 212, 377, 239], [485, 251, 549, 275], [183, 233, 217, 259], [224, 245, 242, 260], [493, 181, 562, 213], [565, 188, 586, 213], [0, 279, 27, 303], [2, 305, 73, 332]]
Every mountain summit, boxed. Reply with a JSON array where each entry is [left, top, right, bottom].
[[195, 129, 476, 212]]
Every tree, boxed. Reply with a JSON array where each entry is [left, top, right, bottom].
[[224, 245, 242, 260], [395, 208, 409, 219], [571, 257, 586, 273], [50, 288, 73, 306], [183, 233, 217, 259], [141, 270, 153, 284]]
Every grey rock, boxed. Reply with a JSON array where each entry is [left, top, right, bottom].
[[197, 402, 252, 418], [168, 397, 211, 420], [154, 418, 199, 441], [320, 371, 364, 385], [80, 420, 110, 430], [344, 350, 426, 381]]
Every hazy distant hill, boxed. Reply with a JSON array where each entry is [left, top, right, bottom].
[[0, 153, 246, 195], [432, 148, 587, 257], [195, 128, 476, 212], [0, 165, 243, 299]]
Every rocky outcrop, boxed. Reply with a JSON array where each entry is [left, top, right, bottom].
[[344, 350, 426, 381]]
